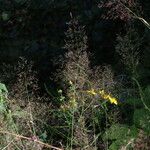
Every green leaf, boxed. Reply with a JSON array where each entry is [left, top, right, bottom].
[[103, 124, 138, 150], [133, 109, 150, 134], [39, 131, 47, 141], [12, 110, 29, 119], [103, 124, 129, 140], [125, 97, 142, 106], [0, 83, 8, 94], [0, 102, 6, 113]]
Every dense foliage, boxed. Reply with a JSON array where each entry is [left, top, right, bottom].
[[0, 0, 150, 149]]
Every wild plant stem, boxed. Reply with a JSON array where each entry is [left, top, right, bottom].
[[25, 79, 36, 135], [70, 110, 74, 150], [103, 104, 108, 150], [0, 131, 63, 150], [121, 3, 150, 29], [132, 77, 150, 112]]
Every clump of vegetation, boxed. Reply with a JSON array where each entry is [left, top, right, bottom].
[[0, 58, 54, 150], [0, 1, 150, 150]]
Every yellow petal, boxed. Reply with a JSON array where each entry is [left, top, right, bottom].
[[87, 89, 97, 95]]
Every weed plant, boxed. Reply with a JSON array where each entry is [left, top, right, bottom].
[[0, 17, 150, 150]]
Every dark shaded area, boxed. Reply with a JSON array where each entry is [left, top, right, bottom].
[[0, 0, 149, 86]]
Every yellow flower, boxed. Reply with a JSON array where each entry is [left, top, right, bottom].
[[109, 97, 118, 105], [99, 90, 105, 95], [69, 81, 73, 85], [60, 104, 69, 112], [58, 89, 62, 94], [87, 89, 97, 96], [69, 98, 77, 109], [87, 89, 118, 105], [99, 90, 118, 105]]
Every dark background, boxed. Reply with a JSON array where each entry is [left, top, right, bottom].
[[0, 0, 149, 86]]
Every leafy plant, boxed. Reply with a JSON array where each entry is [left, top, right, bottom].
[[103, 124, 138, 150], [133, 109, 150, 134], [0, 82, 8, 113]]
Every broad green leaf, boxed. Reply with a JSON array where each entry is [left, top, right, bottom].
[[103, 124, 138, 150], [134, 109, 150, 134], [0, 83, 8, 94]]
